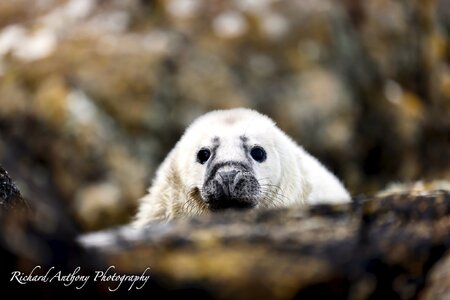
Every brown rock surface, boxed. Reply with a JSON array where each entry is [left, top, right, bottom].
[[1, 164, 450, 299], [1, 1, 449, 293], [0, 164, 24, 207], [0, 0, 449, 230], [421, 251, 450, 300], [80, 190, 450, 300]]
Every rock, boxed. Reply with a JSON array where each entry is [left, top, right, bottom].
[[80, 190, 450, 299], [0, 1, 449, 297], [0, 163, 83, 268], [1, 163, 449, 298], [421, 251, 450, 300], [0, 164, 25, 209], [0, 165, 105, 298], [0, 0, 449, 230]]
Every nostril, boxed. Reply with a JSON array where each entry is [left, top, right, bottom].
[[204, 168, 258, 211], [218, 170, 239, 186], [216, 170, 240, 197]]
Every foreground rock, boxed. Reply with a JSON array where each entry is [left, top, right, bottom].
[[1, 165, 449, 298], [1, 0, 449, 230], [0, 165, 24, 208], [80, 190, 450, 299], [0, 165, 95, 297]]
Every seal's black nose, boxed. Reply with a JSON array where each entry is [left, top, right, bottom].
[[203, 169, 258, 211], [217, 170, 239, 196], [201, 162, 259, 211]]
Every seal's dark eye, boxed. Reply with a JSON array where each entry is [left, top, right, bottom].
[[250, 146, 266, 163], [197, 149, 211, 164]]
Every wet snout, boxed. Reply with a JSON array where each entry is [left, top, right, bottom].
[[217, 170, 240, 197], [202, 163, 260, 211]]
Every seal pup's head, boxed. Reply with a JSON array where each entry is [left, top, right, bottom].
[[133, 108, 350, 225], [179, 109, 282, 211]]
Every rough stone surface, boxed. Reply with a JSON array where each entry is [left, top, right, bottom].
[[1, 0, 450, 297], [0, 0, 449, 230], [1, 165, 450, 299], [79, 190, 450, 300], [421, 251, 450, 300], [0, 165, 24, 207]]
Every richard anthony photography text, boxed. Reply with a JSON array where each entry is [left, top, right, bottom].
[[10, 266, 150, 291]]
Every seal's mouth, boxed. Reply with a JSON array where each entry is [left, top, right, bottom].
[[207, 197, 257, 212], [201, 162, 260, 211]]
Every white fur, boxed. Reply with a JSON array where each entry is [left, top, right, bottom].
[[133, 108, 351, 227]]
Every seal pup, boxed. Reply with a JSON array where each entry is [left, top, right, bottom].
[[133, 108, 350, 226]]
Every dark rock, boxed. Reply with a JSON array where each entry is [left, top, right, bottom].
[[80, 190, 450, 300], [1, 163, 449, 298], [0, 1, 449, 298], [0, 165, 100, 297], [0, 164, 24, 208], [421, 251, 450, 299], [0, 0, 449, 230]]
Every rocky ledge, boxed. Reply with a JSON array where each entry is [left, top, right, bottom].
[[80, 190, 450, 299], [2, 164, 450, 299]]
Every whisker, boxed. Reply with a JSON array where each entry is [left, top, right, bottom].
[[258, 184, 290, 208], [181, 184, 208, 215], [259, 184, 289, 199]]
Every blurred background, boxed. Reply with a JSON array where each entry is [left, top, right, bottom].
[[0, 0, 449, 231]]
